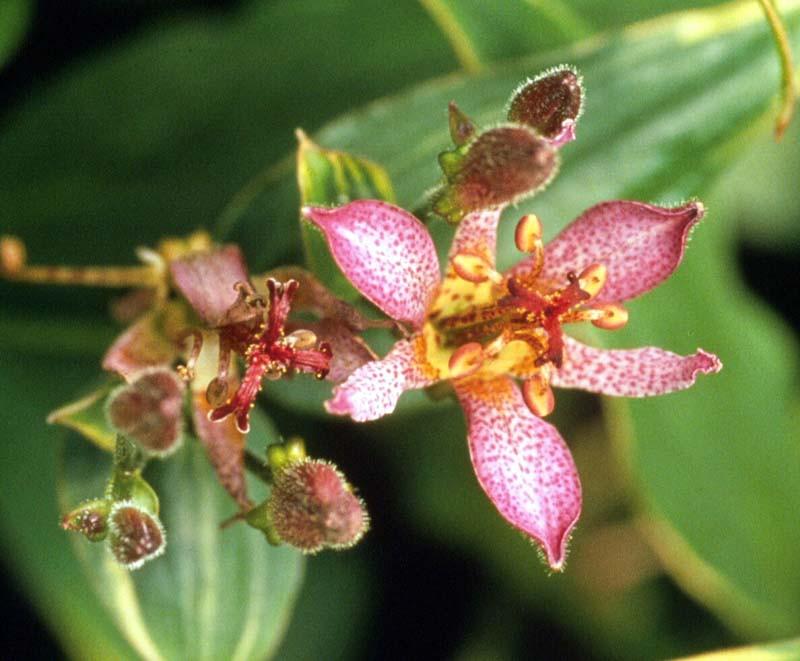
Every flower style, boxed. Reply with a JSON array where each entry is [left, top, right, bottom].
[[302, 199, 721, 569]]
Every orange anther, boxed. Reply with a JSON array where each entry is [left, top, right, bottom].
[[514, 214, 543, 253], [591, 304, 629, 330], [522, 374, 555, 417], [448, 342, 485, 379], [451, 253, 501, 284], [578, 263, 607, 299]]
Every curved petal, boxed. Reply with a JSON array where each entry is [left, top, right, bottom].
[[102, 313, 177, 380], [552, 336, 722, 396], [302, 201, 440, 328], [454, 376, 581, 571], [448, 207, 504, 265], [326, 336, 439, 422], [170, 245, 250, 326], [301, 318, 376, 384], [510, 201, 704, 303]]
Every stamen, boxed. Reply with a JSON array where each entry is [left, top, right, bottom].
[[522, 373, 555, 417], [514, 214, 545, 276], [514, 214, 542, 252], [176, 330, 203, 381], [451, 252, 503, 285], [448, 342, 484, 379], [283, 329, 318, 350], [577, 263, 607, 299], [591, 304, 629, 330]]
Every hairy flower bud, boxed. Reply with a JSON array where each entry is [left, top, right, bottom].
[[265, 459, 368, 554], [61, 498, 111, 542], [107, 501, 166, 570], [433, 125, 557, 223], [106, 368, 185, 456], [507, 66, 583, 146]]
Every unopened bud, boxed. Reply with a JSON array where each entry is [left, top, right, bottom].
[[61, 499, 110, 542], [266, 459, 368, 553], [106, 368, 186, 457], [267, 437, 307, 473], [434, 126, 557, 224], [0, 235, 26, 276], [507, 67, 583, 146], [107, 501, 166, 570]]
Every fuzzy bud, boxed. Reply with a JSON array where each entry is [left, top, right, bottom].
[[106, 368, 185, 456], [265, 459, 368, 553], [61, 498, 111, 542], [507, 67, 583, 145], [107, 501, 166, 570], [434, 126, 557, 223]]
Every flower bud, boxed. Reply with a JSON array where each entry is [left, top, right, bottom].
[[433, 125, 557, 224], [61, 498, 110, 542], [106, 368, 185, 456], [266, 459, 368, 553], [107, 501, 166, 570], [507, 67, 583, 146]]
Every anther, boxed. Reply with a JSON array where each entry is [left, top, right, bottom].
[[522, 373, 555, 417], [514, 214, 543, 252], [284, 329, 318, 350], [451, 253, 503, 285], [577, 263, 607, 299], [591, 304, 629, 330], [448, 342, 485, 379]]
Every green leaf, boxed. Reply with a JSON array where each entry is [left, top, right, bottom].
[[604, 169, 800, 638], [675, 637, 800, 660], [47, 383, 117, 453], [0, 0, 31, 70], [296, 131, 396, 301], [418, 0, 727, 70], [59, 410, 304, 660]]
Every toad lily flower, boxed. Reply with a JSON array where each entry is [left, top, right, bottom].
[[302, 199, 721, 570]]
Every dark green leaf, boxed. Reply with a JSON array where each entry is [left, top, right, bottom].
[[0, 0, 31, 70]]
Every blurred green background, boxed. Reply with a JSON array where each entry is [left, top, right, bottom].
[[1, 0, 799, 659]]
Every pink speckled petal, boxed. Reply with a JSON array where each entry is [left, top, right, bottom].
[[448, 207, 505, 265], [170, 245, 250, 326], [454, 376, 581, 571], [302, 201, 441, 328], [552, 336, 722, 396], [326, 337, 439, 421], [510, 201, 704, 303]]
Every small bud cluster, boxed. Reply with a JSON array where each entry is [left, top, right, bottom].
[[433, 66, 583, 223], [62, 435, 166, 570]]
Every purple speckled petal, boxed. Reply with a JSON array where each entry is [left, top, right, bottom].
[[510, 201, 704, 303], [553, 336, 722, 396], [448, 207, 504, 266], [326, 336, 439, 421], [303, 201, 441, 328], [454, 376, 581, 571], [102, 313, 177, 380]]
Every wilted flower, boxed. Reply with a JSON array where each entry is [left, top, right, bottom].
[[302, 198, 721, 570]]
